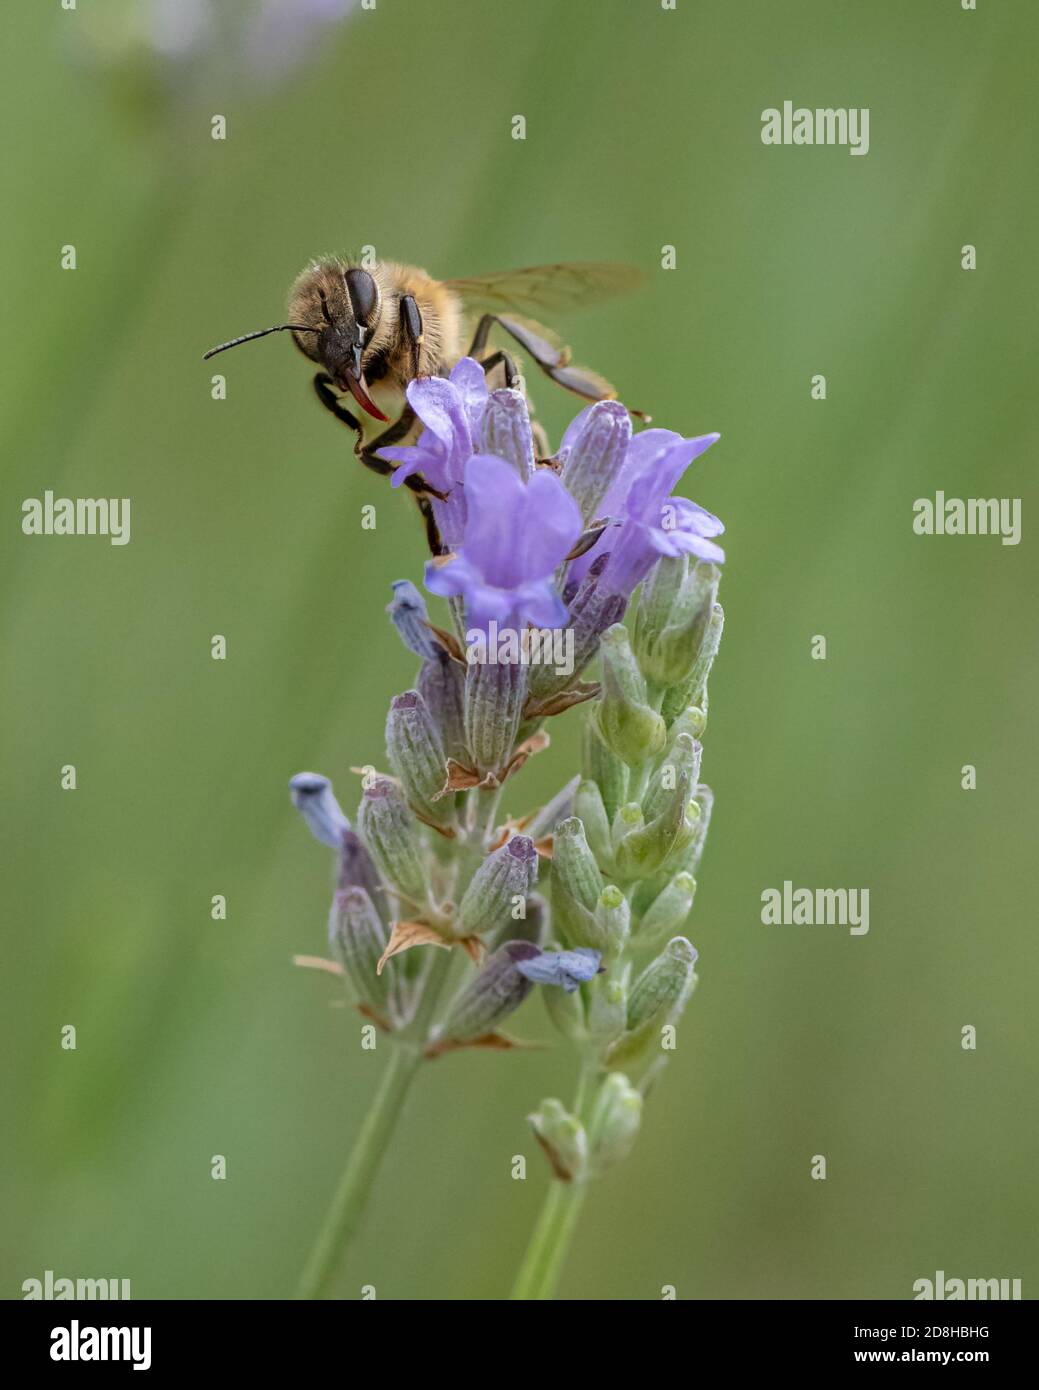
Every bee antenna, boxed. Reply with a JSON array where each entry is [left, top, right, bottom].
[[201, 324, 319, 360]]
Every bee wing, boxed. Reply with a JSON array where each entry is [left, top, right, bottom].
[[444, 262, 645, 317]]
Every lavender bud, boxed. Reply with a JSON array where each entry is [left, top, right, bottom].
[[289, 772, 349, 848], [641, 732, 701, 823], [464, 656, 527, 777], [478, 388, 535, 481], [559, 400, 631, 524], [658, 603, 724, 722], [606, 936, 698, 1069], [589, 1073, 643, 1173], [417, 649, 468, 764], [386, 579, 439, 660], [528, 554, 626, 701], [677, 784, 713, 877], [337, 828, 388, 926], [595, 883, 630, 956], [633, 560, 718, 690], [614, 768, 697, 882], [573, 779, 613, 867], [455, 834, 538, 938], [596, 624, 667, 767], [552, 818, 602, 912], [587, 972, 627, 1043], [685, 602, 724, 706], [611, 801, 644, 852], [357, 777, 428, 905], [529, 1099, 588, 1182], [551, 818, 607, 951], [385, 690, 452, 827], [328, 887, 396, 1021], [637, 871, 697, 948], [583, 715, 629, 820], [439, 940, 540, 1044]]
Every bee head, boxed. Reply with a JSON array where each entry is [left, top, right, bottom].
[[201, 261, 390, 422], [288, 263, 388, 421]]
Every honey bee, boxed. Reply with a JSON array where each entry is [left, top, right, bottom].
[[203, 257, 644, 505]]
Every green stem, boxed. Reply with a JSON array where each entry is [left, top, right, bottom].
[[510, 1178, 588, 1300], [295, 1045, 421, 1300], [511, 1057, 600, 1301]]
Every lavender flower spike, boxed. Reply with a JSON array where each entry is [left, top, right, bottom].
[[290, 772, 350, 848], [425, 455, 581, 631]]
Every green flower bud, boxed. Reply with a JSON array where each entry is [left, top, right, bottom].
[[455, 834, 538, 939], [385, 690, 452, 827], [606, 936, 698, 1069], [438, 940, 539, 1044], [596, 624, 666, 767], [551, 873, 606, 953], [611, 801, 644, 852], [583, 714, 629, 820], [684, 602, 724, 707], [634, 560, 719, 689], [589, 1072, 643, 1173], [667, 785, 713, 878], [464, 657, 527, 777], [614, 769, 697, 882], [573, 779, 613, 868], [328, 886, 398, 1023], [636, 871, 697, 948], [529, 1098, 589, 1182], [595, 884, 630, 956], [357, 777, 428, 906], [553, 817, 602, 912], [587, 972, 628, 1044], [641, 732, 702, 823], [634, 553, 690, 642], [661, 689, 708, 734]]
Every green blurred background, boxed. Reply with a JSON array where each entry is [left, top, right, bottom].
[[3, 0, 1037, 1300]]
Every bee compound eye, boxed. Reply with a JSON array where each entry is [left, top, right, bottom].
[[344, 268, 380, 326]]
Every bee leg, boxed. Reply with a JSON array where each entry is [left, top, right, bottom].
[[313, 371, 363, 432], [415, 494, 446, 556], [357, 406, 448, 503], [398, 294, 424, 379], [477, 348, 522, 391], [471, 314, 615, 404]]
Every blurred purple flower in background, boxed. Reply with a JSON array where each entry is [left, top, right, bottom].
[[73, 0, 360, 92]]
